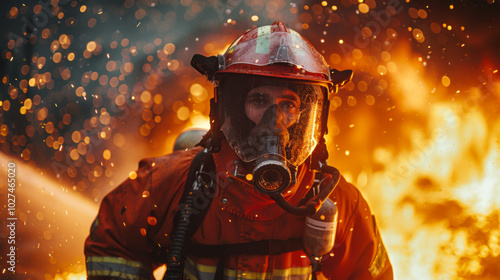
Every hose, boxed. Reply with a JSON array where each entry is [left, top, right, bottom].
[[164, 193, 194, 280], [270, 165, 341, 216]]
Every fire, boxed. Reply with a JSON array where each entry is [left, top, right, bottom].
[[376, 108, 498, 278], [0, 155, 96, 278], [387, 44, 431, 112], [51, 270, 86, 280], [356, 59, 500, 278]]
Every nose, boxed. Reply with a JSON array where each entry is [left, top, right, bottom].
[[250, 104, 290, 157], [261, 104, 287, 134]]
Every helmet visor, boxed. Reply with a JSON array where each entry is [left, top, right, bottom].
[[220, 76, 326, 166]]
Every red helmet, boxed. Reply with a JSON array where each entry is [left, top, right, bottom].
[[218, 21, 331, 84], [193, 21, 352, 94], [191, 21, 352, 166]]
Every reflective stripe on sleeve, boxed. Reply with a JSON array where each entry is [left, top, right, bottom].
[[86, 256, 151, 280], [368, 240, 389, 278]]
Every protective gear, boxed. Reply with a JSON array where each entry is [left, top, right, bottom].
[[85, 144, 393, 280], [192, 21, 353, 196], [85, 21, 393, 280], [219, 20, 331, 83]]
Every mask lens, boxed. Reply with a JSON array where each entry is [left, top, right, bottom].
[[253, 158, 291, 194], [259, 169, 282, 190]]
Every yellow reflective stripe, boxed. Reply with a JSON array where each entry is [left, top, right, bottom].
[[369, 240, 388, 277], [186, 257, 311, 280], [86, 256, 149, 280], [225, 269, 237, 277], [87, 270, 145, 280], [238, 267, 311, 279], [256, 25, 271, 54], [238, 270, 271, 280], [187, 259, 311, 277], [273, 266, 312, 277], [188, 258, 218, 273], [184, 269, 199, 280], [86, 256, 144, 268]]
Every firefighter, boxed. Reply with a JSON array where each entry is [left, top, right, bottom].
[[84, 21, 393, 280]]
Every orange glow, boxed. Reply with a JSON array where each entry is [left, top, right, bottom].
[[388, 44, 431, 111], [86, 41, 97, 52], [358, 3, 369, 13], [189, 114, 210, 130]]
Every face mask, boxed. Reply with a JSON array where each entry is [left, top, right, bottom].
[[221, 77, 327, 194]]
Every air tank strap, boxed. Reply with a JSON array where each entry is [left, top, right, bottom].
[[164, 149, 217, 280]]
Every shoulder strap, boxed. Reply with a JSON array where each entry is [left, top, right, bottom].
[[165, 149, 217, 280], [174, 149, 216, 240]]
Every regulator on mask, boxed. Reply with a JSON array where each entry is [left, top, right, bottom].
[[247, 104, 293, 194]]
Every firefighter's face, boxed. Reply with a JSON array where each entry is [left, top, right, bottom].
[[244, 85, 301, 128]]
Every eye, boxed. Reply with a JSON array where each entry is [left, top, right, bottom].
[[280, 100, 300, 114], [248, 93, 270, 108]]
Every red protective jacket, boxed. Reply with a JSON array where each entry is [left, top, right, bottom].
[[84, 141, 393, 280]]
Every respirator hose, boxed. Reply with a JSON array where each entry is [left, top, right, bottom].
[[164, 193, 193, 280], [270, 193, 317, 216], [270, 165, 341, 216]]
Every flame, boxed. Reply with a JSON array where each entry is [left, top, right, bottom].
[[369, 106, 499, 278], [357, 55, 500, 278], [388, 43, 431, 112], [189, 114, 210, 131], [51, 270, 86, 280]]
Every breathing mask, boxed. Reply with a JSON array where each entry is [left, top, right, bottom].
[[220, 76, 326, 194]]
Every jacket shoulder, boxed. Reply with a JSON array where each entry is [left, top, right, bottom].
[[110, 147, 203, 197], [135, 147, 202, 188], [323, 175, 393, 279], [139, 147, 203, 174], [331, 175, 371, 243]]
